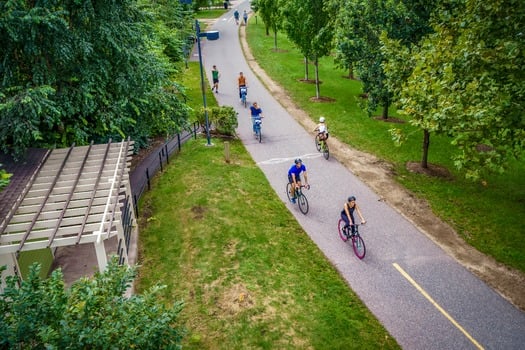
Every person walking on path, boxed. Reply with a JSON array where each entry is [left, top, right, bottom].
[[249, 102, 263, 134], [341, 196, 366, 234], [287, 159, 309, 203], [238, 71, 247, 99], [242, 10, 248, 25], [212, 65, 220, 93], [234, 9, 239, 25]]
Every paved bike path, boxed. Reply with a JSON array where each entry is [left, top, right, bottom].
[[194, 1, 525, 348]]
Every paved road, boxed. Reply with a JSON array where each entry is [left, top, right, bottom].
[[194, 1, 525, 349]]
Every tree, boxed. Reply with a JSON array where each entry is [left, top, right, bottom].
[[281, 0, 333, 98], [332, 0, 436, 118], [0, 1, 189, 158], [256, 0, 284, 49], [389, 0, 525, 179], [0, 258, 185, 349]]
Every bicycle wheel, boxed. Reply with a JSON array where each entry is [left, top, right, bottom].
[[242, 95, 247, 108], [322, 142, 329, 160], [257, 126, 262, 143], [297, 192, 309, 214], [286, 182, 293, 202], [352, 234, 366, 259], [337, 219, 349, 242], [315, 134, 321, 152]]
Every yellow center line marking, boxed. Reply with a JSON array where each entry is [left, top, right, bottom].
[[393, 263, 484, 350]]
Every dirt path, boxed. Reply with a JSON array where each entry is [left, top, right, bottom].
[[239, 23, 525, 312]]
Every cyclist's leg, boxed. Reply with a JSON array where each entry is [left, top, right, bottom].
[[341, 212, 350, 228], [349, 214, 356, 234], [288, 174, 294, 197]]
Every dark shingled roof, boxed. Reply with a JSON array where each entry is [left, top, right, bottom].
[[0, 149, 49, 225]]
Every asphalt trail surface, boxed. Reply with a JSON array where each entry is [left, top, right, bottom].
[[193, 1, 525, 348]]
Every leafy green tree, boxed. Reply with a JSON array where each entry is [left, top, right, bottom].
[[389, 0, 525, 179], [281, 0, 333, 98], [256, 0, 284, 49], [0, 0, 189, 158], [0, 259, 185, 349], [333, 0, 436, 118]]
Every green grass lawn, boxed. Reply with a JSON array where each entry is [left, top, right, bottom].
[[136, 138, 399, 349], [245, 17, 525, 273]]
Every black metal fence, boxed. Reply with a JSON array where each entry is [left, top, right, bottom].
[[130, 122, 201, 217]]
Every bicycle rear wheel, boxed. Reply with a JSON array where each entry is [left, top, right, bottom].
[[243, 95, 247, 108], [352, 234, 366, 259], [297, 193, 309, 214], [322, 142, 329, 160], [257, 127, 262, 143], [315, 135, 321, 152], [337, 219, 349, 242]]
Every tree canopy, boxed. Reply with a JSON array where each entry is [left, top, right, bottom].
[[281, 0, 333, 98], [387, 0, 525, 179], [0, 0, 190, 158], [0, 259, 184, 349]]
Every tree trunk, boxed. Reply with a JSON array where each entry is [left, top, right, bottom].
[[348, 66, 354, 79], [304, 57, 309, 80], [381, 103, 389, 119], [273, 30, 277, 49], [421, 129, 430, 169], [315, 58, 320, 99], [265, 25, 269, 36]]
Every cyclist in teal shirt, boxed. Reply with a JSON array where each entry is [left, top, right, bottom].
[[287, 158, 309, 203]]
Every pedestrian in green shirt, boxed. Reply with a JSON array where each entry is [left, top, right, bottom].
[[212, 65, 220, 93]]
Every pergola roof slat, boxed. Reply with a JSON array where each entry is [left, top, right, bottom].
[[0, 229, 120, 254], [1, 222, 117, 245], [13, 195, 124, 214], [4, 212, 121, 234]]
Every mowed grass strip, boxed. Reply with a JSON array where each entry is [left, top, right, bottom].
[[136, 138, 399, 349], [245, 18, 525, 273]]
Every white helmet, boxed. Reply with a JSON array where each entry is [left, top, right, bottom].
[[319, 116, 325, 123]]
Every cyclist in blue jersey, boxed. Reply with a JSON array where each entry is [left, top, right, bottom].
[[287, 158, 309, 203]]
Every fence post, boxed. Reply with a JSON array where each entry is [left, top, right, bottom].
[[165, 144, 169, 164], [224, 141, 230, 163], [146, 168, 151, 191], [159, 152, 163, 172], [178, 133, 181, 152], [133, 194, 139, 217]]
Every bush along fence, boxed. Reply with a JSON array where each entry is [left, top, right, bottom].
[[130, 122, 201, 217]]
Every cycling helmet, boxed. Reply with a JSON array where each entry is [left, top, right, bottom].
[[294, 158, 302, 164], [347, 196, 356, 202], [319, 116, 325, 123]]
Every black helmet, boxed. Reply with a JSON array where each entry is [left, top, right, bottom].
[[347, 196, 356, 202], [294, 158, 302, 164]]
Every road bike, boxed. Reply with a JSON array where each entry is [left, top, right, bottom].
[[253, 118, 262, 143], [240, 86, 247, 108], [286, 183, 309, 214], [315, 134, 329, 160], [337, 221, 366, 259]]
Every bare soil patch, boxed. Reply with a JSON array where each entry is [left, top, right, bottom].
[[406, 161, 454, 180], [309, 96, 336, 103], [239, 23, 525, 311], [373, 116, 406, 124], [298, 79, 321, 84]]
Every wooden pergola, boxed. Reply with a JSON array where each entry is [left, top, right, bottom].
[[0, 139, 135, 287]]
